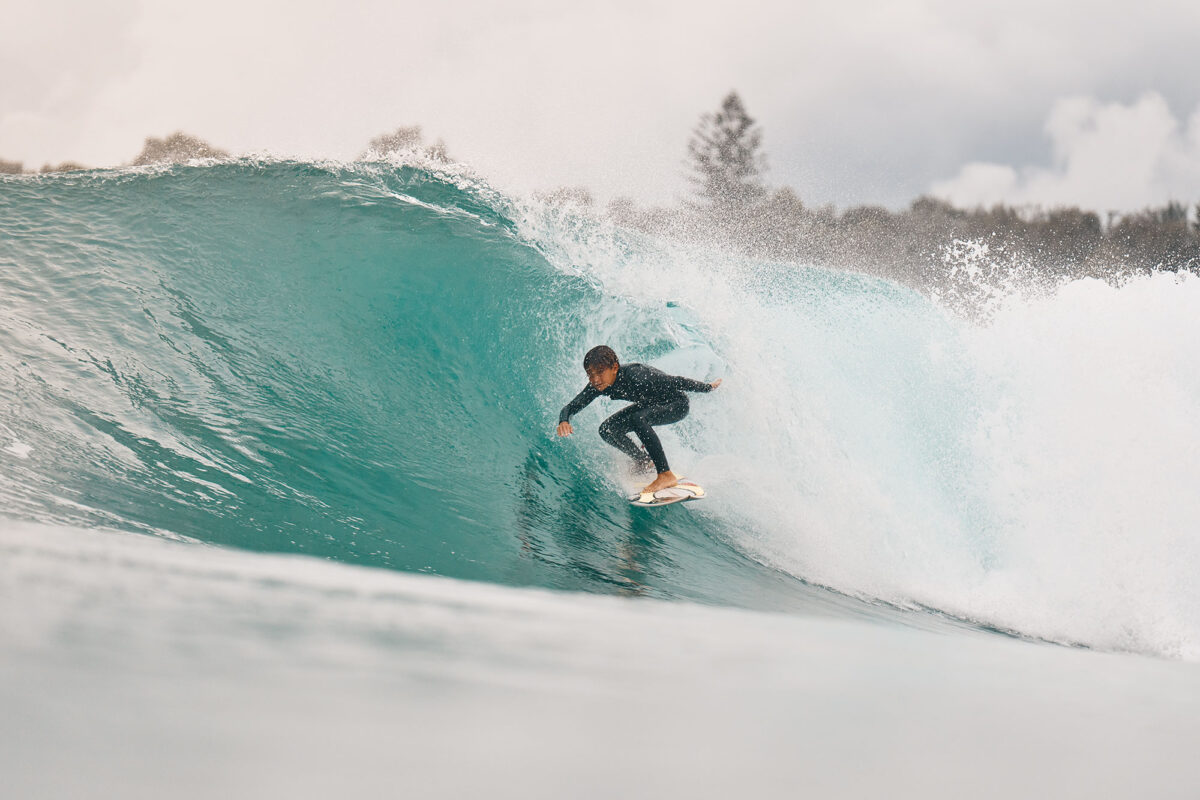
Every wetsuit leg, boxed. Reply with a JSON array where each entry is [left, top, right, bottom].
[[598, 396, 689, 473], [598, 404, 651, 465]]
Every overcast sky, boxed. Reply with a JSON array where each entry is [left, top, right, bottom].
[[4, 0, 1200, 211]]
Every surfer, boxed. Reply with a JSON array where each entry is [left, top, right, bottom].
[[556, 345, 721, 493]]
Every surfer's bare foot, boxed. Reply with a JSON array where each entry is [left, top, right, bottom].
[[643, 470, 678, 493]]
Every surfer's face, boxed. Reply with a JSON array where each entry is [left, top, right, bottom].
[[586, 363, 618, 391]]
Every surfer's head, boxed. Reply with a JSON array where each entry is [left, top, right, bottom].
[[583, 345, 619, 391]]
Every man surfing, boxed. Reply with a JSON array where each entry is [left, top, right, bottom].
[[556, 345, 721, 494]]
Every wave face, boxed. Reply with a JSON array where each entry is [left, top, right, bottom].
[[3, 161, 1200, 657]]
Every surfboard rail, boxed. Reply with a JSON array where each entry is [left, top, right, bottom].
[[628, 480, 705, 507]]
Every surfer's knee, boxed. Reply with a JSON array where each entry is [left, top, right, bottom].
[[661, 396, 689, 424], [598, 418, 619, 441]]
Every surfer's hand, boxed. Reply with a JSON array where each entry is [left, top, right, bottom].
[[556, 421, 573, 437], [710, 378, 722, 389]]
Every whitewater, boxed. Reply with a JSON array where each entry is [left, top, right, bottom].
[[2, 160, 1199, 798]]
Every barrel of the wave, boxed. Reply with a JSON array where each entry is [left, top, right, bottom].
[[0, 162, 595, 585], [2, 162, 836, 615]]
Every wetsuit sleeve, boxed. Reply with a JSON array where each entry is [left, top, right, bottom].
[[628, 363, 711, 396], [667, 375, 714, 393], [559, 385, 600, 423]]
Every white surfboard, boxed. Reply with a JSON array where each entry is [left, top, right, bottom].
[[628, 480, 705, 507]]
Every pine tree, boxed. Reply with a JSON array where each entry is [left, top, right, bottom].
[[686, 91, 767, 218]]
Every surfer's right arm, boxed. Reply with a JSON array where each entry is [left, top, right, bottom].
[[556, 385, 600, 436]]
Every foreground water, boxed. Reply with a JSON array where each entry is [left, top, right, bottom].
[[2, 161, 1200, 796], [5, 520, 1199, 799]]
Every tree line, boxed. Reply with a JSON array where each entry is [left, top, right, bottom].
[[0, 126, 447, 175], [601, 91, 1200, 294]]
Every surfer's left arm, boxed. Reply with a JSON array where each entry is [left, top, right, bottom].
[[670, 375, 722, 392], [556, 384, 599, 436]]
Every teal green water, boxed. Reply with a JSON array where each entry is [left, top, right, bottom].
[[0, 161, 848, 613]]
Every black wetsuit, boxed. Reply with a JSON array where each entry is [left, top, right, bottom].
[[559, 363, 713, 473]]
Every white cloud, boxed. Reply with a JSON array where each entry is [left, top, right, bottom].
[[0, 0, 140, 168], [4, 0, 1200, 206], [931, 93, 1200, 211]]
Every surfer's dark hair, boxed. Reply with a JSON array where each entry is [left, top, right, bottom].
[[583, 345, 618, 370]]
